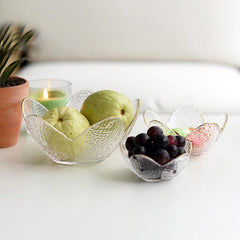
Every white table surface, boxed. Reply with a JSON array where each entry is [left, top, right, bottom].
[[0, 112, 239, 240]]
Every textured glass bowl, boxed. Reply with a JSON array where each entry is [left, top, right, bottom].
[[120, 120, 192, 182], [22, 90, 140, 165], [144, 105, 228, 155]]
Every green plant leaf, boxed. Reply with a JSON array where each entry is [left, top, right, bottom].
[[0, 40, 13, 64], [18, 29, 35, 47], [0, 25, 12, 62], [1, 32, 12, 49], [8, 29, 35, 54], [0, 49, 15, 74], [0, 24, 14, 63], [14, 25, 25, 38], [0, 23, 35, 85], [0, 27, 35, 74], [0, 24, 11, 44], [0, 57, 29, 85]]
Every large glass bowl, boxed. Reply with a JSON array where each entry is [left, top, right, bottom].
[[120, 120, 192, 182], [144, 105, 228, 155], [22, 90, 140, 165]]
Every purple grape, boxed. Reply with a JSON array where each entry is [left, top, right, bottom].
[[152, 149, 170, 165], [168, 135, 177, 146], [125, 136, 136, 152], [133, 145, 147, 155], [177, 147, 186, 156], [147, 126, 163, 140], [166, 145, 178, 158], [154, 134, 169, 149], [134, 133, 150, 146], [176, 135, 186, 147], [144, 138, 156, 154]]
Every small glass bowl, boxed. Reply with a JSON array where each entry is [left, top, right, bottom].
[[22, 90, 140, 165], [144, 105, 228, 155], [120, 120, 192, 182]]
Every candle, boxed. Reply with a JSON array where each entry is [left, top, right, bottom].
[[30, 88, 68, 110], [29, 79, 72, 110]]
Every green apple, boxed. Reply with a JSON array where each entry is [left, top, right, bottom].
[[81, 90, 133, 128], [43, 106, 90, 139]]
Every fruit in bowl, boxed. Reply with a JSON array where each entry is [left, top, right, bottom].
[[120, 121, 191, 182], [125, 126, 187, 166], [43, 106, 90, 139], [143, 105, 228, 155], [81, 90, 134, 128], [41, 106, 90, 160], [22, 89, 140, 165]]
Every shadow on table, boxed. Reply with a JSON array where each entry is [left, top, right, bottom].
[[23, 154, 53, 166], [97, 163, 143, 184]]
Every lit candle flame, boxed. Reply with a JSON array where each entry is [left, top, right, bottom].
[[43, 88, 48, 99]]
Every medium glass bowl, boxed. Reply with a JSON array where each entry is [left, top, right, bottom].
[[144, 105, 228, 155], [22, 90, 140, 165], [120, 120, 192, 182]]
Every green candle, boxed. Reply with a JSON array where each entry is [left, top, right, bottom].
[[30, 89, 68, 110]]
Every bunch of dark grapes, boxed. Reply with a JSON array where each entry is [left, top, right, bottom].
[[125, 126, 186, 165]]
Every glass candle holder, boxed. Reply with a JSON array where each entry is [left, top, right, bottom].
[[29, 79, 72, 110]]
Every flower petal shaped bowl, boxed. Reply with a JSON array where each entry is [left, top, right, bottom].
[[120, 120, 192, 182], [22, 90, 140, 165], [144, 105, 228, 155]]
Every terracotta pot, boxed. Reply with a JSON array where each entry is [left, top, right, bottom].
[[0, 76, 29, 148]]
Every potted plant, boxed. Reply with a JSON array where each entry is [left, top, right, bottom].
[[0, 23, 35, 148]]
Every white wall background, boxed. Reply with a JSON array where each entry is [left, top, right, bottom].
[[1, 0, 240, 65]]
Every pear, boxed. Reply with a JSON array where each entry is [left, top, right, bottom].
[[81, 90, 133, 128]]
